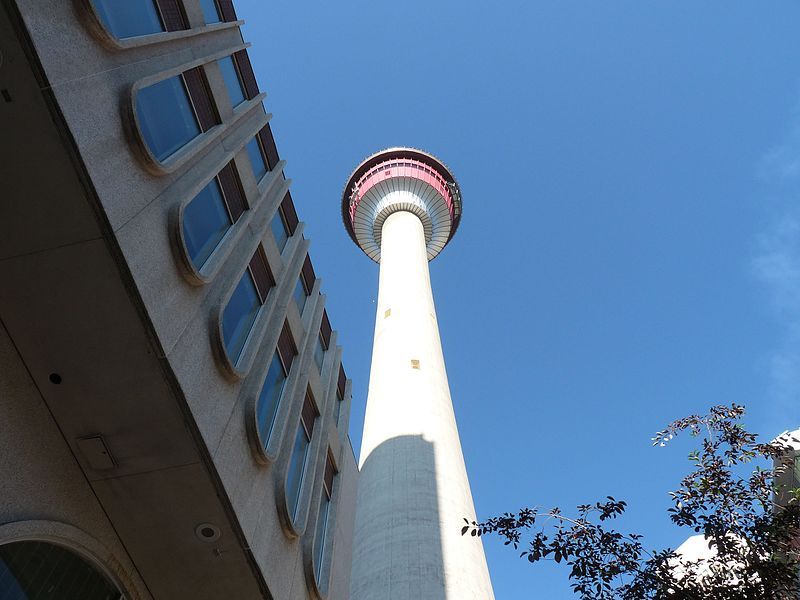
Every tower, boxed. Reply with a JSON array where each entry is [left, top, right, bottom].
[[343, 148, 494, 599]]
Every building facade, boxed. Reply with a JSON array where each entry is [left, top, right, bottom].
[[0, 1, 357, 598], [342, 149, 495, 599]]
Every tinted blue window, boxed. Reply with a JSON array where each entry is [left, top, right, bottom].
[[314, 493, 331, 575], [136, 76, 200, 161], [246, 138, 268, 181], [271, 211, 289, 251], [183, 179, 231, 268], [257, 354, 287, 445], [293, 278, 308, 315], [199, 0, 221, 23], [93, 0, 163, 38], [219, 57, 246, 107], [223, 271, 261, 363], [314, 336, 325, 371], [333, 391, 342, 426], [287, 425, 310, 517]]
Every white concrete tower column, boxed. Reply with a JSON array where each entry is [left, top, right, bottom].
[[342, 149, 494, 600]]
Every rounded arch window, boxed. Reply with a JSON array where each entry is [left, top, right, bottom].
[[0, 541, 122, 599]]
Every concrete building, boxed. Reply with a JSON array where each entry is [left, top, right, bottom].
[[774, 428, 800, 508], [671, 429, 800, 586], [0, 1, 358, 598], [343, 149, 495, 599]]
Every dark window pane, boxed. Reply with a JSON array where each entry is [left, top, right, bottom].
[[302, 257, 316, 294], [217, 0, 237, 21], [0, 541, 121, 600], [277, 323, 297, 372], [219, 57, 246, 108], [246, 137, 268, 182], [182, 68, 218, 131], [287, 425, 310, 518], [223, 271, 261, 363], [234, 50, 259, 99], [293, 277, 307, 315], [93, 0, 163, 38], [337, 366, 346, 399], [156, 0, 187, 31], [271, 211, 289, 252], [248, 247, 274, 301], [216, 161, 247, 222], [136, 76, 200, 161], [314, 493, 331, 576], [199, 0, 221, 23], [183, 179, 231, 268], [256, 353, 286, 445], [319, 310, 331, 348], [281, 192, 299, 234]]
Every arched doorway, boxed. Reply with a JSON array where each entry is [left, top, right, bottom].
[[0, 540, 122, 599]]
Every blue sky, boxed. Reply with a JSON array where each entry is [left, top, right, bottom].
[[239, 1, 800, 597]]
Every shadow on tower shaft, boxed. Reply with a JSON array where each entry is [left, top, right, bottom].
[[351, 435, 446, 599]]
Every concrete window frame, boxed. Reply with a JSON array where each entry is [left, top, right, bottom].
[[252, 351, 290, 451], [136, 72, 206, 162], [168, 114, 288, 287], [221, 267, 262, 364], [301, 445, 343, 600], [215, 245, 276, 372], [275, 386, 320, 540], [284, 390, 319, 522], [247, 282, 327, 535], [179, 174, 233, 269], [0, 540, 123, 599], [0, 520, 141, 600], [76, 0, 243, 52], [124, 45, 264, 176], [176, 159, 250, 274], [212, 225, 308, 382]]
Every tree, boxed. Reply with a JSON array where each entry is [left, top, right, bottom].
[[463, 405, 800, 599]]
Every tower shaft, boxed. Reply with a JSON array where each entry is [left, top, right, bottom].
[[351, 210, 494, 599]]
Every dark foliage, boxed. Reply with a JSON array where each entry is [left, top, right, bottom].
[[463, 405, 800, 599]]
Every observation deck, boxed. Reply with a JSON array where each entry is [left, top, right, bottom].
[[341, 147, 462, 262]]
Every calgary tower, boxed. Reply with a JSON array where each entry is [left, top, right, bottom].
[[343, 148, 494, 599]]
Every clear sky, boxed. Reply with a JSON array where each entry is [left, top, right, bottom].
[[238, 2, 800, 597]]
